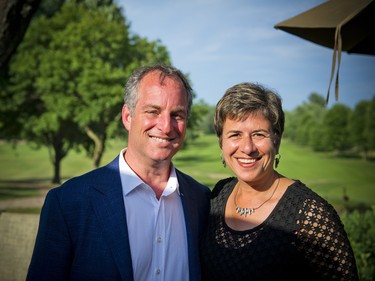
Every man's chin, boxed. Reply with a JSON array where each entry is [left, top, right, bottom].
[[151, 148, 180, 161]]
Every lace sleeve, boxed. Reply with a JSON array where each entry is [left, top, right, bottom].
[[295, 198, 359, 280]]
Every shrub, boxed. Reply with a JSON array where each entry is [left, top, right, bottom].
[[341, 207, 375, 281]]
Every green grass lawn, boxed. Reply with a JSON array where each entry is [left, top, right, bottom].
[[175, 135, 375, 211], [1, 134, 374, 212], [277, 140, 375, 210]]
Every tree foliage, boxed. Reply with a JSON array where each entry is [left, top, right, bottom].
[[322, 103, 351, 151], [364, 97, 375, 151], [0, 0, 170, 183], [283, 93, 326, 148], [348, 100, 370, 158], [283, 93, 375, 158]]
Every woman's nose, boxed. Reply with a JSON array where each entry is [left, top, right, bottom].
[[240, 135, 256, 154]]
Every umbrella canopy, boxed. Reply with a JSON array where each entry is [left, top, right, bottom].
[[274, 0, 375, 102]]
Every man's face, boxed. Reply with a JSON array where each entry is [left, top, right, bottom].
[[122, 71, 188, 165]]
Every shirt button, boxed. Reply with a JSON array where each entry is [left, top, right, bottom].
[[156, 269, 161, 275], [157, 236, 162, 243]]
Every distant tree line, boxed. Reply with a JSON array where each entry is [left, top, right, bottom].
[[196, 93, 375, 161], [284, 93, 375, 159]]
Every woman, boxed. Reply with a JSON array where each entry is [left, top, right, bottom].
[[200, 83, 358, 280]]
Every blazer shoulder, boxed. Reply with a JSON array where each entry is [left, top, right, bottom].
[[49, 156, 120, 197]]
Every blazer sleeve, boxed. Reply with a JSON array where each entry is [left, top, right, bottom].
[[26, 188, 73, 281]]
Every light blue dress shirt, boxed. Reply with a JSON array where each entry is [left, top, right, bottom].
[[119, 149, 189, 281]]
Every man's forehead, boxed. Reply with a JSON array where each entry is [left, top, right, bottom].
[[141, 70, 182, 87]]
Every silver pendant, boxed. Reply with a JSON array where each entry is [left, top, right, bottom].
[[235, 205, 255, 217]]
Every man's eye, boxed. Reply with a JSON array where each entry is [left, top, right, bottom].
[[146, 110, 158, 115], [173, 114, 185, 121]]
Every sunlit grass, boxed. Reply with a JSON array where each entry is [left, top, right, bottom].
[[1, 135, 374, 212]]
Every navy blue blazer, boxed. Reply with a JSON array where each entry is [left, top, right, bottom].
[[27, 156, 211, 281]]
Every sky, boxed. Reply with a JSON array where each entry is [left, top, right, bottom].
[[117, 0, 375, 111]]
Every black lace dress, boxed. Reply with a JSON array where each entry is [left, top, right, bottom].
[[200, 178, 358, 281]]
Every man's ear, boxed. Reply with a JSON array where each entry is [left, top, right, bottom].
[[122, 104, 132, 130]]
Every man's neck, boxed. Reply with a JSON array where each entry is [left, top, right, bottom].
[[123, 149, 172, 199]]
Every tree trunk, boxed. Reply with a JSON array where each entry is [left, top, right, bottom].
[[50, 134, 66, 184], [52, 153, 61, 184], [85, 126, 105, 168], [0, 0, 41, 72]]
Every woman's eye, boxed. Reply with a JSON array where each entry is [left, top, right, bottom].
[[228, 133, 240, 138], [251, 132, 270, 141], [253, 133, 265, 138]]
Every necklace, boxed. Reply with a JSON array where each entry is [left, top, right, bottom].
[[234, 176, 280, 217]]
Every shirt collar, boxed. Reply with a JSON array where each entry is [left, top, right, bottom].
[[118, 148, 180, 196]]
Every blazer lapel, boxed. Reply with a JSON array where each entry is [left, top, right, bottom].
[[89, 157, 134, 281], [177, 171, 200, 281]]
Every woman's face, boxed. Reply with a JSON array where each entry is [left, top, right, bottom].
[[221, 113, 277, 186]]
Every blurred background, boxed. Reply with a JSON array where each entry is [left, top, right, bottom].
[[1, 0, 374, 280]]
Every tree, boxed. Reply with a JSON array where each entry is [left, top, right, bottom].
[[305, 95, 327, 151], [348, 100, 370, 159], [1, 1, 170, 183], [198, 104, 215, 135], [322, 103, 351, 152], [179, 99, 211, 148], [40, 3, 131, 169], [307, 92, 326, 107], [284, 93, 326, 148], [364, 97, 375, 152]]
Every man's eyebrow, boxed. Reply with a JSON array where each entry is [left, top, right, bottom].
[[171, 106, 186, 113], [224, 129, 241, 135], [141, 104, 186, 114], [140, 104, 160, 111], [224, 129, 271, 135]]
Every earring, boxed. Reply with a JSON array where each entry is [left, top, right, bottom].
[[221, 153, 226, 167], [275, 154, 281, 168]]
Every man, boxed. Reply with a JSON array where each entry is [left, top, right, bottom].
[[26, 64, 211, 281]]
